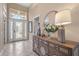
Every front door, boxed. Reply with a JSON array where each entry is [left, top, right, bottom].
[[14, 20, 23, 41], [8, 19, 27, 42]]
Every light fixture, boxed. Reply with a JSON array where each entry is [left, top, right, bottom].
[[55, 10, 71, 43]]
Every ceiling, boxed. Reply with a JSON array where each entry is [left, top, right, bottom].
[[17, 3, 33, 8]]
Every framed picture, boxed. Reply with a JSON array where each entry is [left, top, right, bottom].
[[29, 21, 33, 33]]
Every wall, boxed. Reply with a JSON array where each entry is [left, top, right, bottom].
[[29, 3, 79, 42], [0, 3, 7, 52]]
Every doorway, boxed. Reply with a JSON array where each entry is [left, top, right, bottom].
[[8, 8, 28, 42], [8, 19, 27, 42], [34, 16, 39, 35]]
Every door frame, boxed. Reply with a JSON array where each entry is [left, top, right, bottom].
[[33, 15, 40, 35], [8, 18, 28, 42]]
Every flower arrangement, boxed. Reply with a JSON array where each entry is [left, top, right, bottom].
[[45, 24, 58, 33]]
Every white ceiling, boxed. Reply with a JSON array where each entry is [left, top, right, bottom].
[[17, 3, 33, 8]]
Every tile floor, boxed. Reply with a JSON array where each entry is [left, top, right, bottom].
[[0, 39, 37, 56]]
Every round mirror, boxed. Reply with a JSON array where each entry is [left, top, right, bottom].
[[44, 10, 57, 25]]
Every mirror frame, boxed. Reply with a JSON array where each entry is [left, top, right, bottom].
[[44, 10, 57, 25]]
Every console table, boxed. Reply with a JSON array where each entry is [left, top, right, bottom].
[[33, 36, 79, 56]]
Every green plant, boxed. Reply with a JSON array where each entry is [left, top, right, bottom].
[[45, 24, 58, 33]]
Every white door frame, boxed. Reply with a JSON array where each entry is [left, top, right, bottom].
[[33, 15, 40, 35], [8, 18, 27, 42]]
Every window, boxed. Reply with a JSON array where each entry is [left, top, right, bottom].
[[9, 8, 27, 20]]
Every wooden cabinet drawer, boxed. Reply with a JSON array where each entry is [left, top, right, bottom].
[[57, 46, 70, 56], [48, 43, 58, 56]]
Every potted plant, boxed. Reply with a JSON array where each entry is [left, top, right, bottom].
[[44, 24, 58, 36]]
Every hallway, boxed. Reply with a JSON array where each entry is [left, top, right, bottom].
[[0, 40, 37, 56]]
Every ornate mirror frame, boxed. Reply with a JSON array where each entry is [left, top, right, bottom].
[[44, 10, 57, 25]]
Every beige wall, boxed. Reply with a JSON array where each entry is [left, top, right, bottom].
[[29, 3, 79, 42]]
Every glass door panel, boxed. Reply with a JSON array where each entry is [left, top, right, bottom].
[[9, 20, 14, 41], [15, 21, 23, 40]]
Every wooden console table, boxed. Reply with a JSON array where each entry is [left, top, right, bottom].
[[33, 36, 79, 56]]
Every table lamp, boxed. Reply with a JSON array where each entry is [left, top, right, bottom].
[[55, 10, 71, 43]]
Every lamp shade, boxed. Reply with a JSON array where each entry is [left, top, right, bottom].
[[55, 10, 71, 25]]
